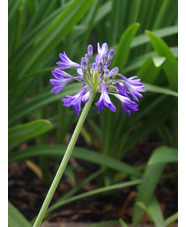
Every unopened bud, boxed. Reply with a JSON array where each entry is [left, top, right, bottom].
[[87, 44, 93, 60], [108, 49, 114, 63]]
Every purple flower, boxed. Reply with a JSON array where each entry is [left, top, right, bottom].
[[121, 75, 146, 101], [76, 68, 84, 82], [114, 94, 138, 116], [82, 90, 91, 103], [50, 42, 146, 116], [95, 82, 116, 113], [53, 68, 74, 78], [109, 67, 119, 78], [50, 70, 74, 94], [115, 82, 128, 97], [62, 87, 86, 115], [56, 52, 80, 69]]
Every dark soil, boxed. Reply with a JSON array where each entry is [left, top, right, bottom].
[[8, 132, 178, 225]]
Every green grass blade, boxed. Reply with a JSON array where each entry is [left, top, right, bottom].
[[152, 0, 177, 30], [119, 219, 128, 227], [12, 0, 95, 80], [137, 196, 165, 227], [124, 96, 175, 154], [8, 120, 52, 151], [137, 56, 165, 84], [164, 212, 178, 226], [131, 25, 178, 48], [148, 146, 178, 165], [132, 146, 178, 226], [112, 23, 140, 71], [61, 169, 103, 201], [79, 0, 102, 56], [146, 31, 178, 91], [9, 4, 65, 69], [110, 0, 126, 44], [94, 1, 112, 25], [8, 202, 32, 227], [47, 179, 141, 214], [8, 145, 141, 178], [125, 47, 177, 73], [25, 0, 56, 33], [8, 0, 21, 22], [8, 83, 82, 126], [144, 83, 178, 97]]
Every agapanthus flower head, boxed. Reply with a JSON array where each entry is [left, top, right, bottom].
[[50, 42, 146, 115]]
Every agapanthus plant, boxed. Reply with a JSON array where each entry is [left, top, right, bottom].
[[50, 43, 145, 116], [34, 43, 145, 227]]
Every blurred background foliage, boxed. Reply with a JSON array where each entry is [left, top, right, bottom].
[[8, 0, 178, 226]]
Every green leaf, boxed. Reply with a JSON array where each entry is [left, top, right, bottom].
[[9, 145, 141, 178], [125, 47, 177, 73], [11, 0, 95, 80], [119, 218, 128, 227], [112, 23, 140, 71], [8, 120, 52, 151], [8, 83, 82, 126], [8, 202, 32, 227], [152, 56, 166, 67], [132, 146, 178, 226], [47, 179, 141, 214], [137, 196, 165, 227], [144, 83, 178, 97], [131, 25, 178, 48], [61, 170, 103, 201], [148, 146, 178, 165], [164, 212, 178, 226], [137, 57, 165, 84], [8, 0, 21, 22], [94, 1, 112, 25], [145, 31, 178, 91], [124, 97, 175, 154]]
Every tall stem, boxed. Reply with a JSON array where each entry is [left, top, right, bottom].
[[33, 92, 96, 227]]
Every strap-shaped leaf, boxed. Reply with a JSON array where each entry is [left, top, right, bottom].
[[9, 120, 52, 151], [146, 31, 178, 91], [11, 0, 95, 80], [112, 23, 140, 71], [137, 196, 165, 227], [8, 83, 82, 126], [8, 202, 31, 227], [132, 146, 178, 226], [9, 145, 141, 178], [144, 83, 178, 97]]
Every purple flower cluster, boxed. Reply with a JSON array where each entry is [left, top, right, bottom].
[[50, 43, 146, 115]]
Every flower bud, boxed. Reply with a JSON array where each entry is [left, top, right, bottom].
[[103, 55, 108, 66], [81, 57, 88, 74], [110, 67, 119, 79], [87, 44, 93, 60], [84, 54, 89, 63], [103, 66, 110, 80], [108, 49, 114, 63]]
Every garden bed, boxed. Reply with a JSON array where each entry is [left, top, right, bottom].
[[8, 132, 178, 226]]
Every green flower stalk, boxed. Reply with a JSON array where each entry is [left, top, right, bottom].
[[34, 43, 145, 226], [33, 92, 95, 227]]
